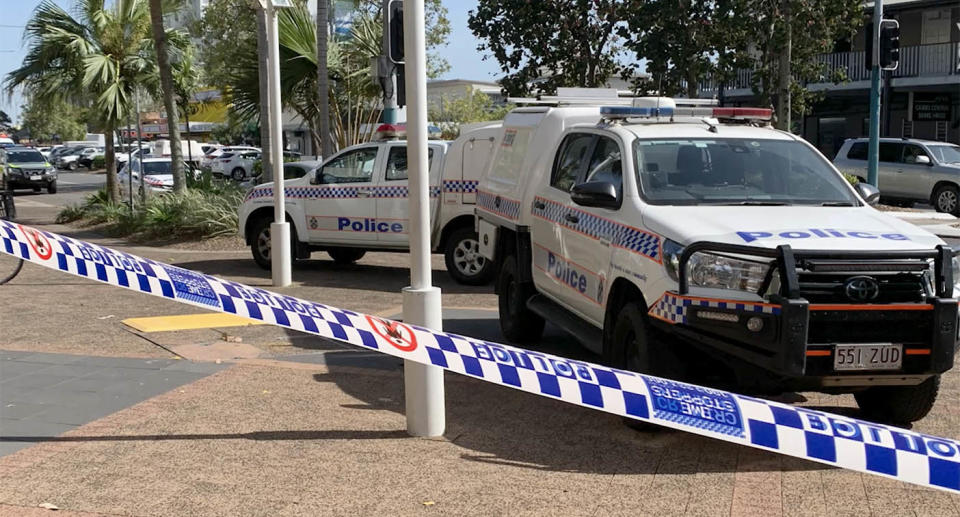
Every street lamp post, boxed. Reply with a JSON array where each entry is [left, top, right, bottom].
[[255, 0, 293, 287]]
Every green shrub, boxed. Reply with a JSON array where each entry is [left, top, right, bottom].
[[844, 173, 860, 185], [91, 156, 106, 169], [83, 189, 110, 210], [56, 204, 87, 223]]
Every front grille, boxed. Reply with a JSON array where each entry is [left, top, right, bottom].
[[808, 309, 932, 344], [792, 258, 930, 304], [796, 272, 926, 303]]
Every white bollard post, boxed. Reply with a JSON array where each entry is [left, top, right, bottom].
[[402, 0, 444, 437], [265, 2, 291, 288]]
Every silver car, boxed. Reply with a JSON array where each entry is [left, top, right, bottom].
[[833, 138, 960, 214]]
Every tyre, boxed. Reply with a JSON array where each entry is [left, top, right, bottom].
[[444, 227, 494, 285], [232, 167, 246, 181], [67, 161, 77, 171], [46, 181, 57, 194], [854, 375, 940, 424], [932, 184, 959, 215], [327, 248, 366, 264], [610, 301, 678, 432], [496, 254, 545, 343], [250, 217, 298, 270]]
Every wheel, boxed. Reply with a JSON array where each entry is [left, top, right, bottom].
[[231, 167, 246, 181], [444, 227, 494, 285], [67, 161, 77, 171], [250, 217, 299, 270], [496, 254, 544, 343], [327, 248, 366, 264], [610, 301, 679, 432], [0, 254, 23, 285], [932, 184, 959, 215], [854, 376, 940, 425], [46, 181, 57, 194]]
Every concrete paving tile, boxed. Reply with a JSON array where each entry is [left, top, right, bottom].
[[11, 353, 86, 366], [0, 374, 73, 390], [19, 364, 109, 378]]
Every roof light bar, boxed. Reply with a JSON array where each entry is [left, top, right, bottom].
[[600, 106, 674, 119]]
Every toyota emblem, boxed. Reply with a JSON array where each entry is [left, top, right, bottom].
[[844, 276, 880, 302]]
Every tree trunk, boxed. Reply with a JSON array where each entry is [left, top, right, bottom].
[[103, 127, 119, 202], [776, 0, 792, 131], [317, 0, 332, 159], [148, 0, 185, 193], [256, 8, 273, 182]]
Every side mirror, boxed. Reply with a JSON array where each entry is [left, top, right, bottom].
[[916, 155, 931, 165], [570, 181, 620, 209], [854, 181, 880, 206]]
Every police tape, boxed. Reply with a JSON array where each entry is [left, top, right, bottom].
[[2, 219, 960, 493]]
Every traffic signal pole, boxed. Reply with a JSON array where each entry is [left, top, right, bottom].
[[866, 0, 883, 187], [381, 0, 399, 124]]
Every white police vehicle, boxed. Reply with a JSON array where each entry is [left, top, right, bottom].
[[476, 96, 958, 424], [238, 124, 500, 285]]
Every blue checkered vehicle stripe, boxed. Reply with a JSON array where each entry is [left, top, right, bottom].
[[3, 219, 959, 494], [532, 196, 661, 262], [244, 185, 444, 201]]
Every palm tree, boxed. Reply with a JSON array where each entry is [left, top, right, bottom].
[[148, 0, 185, 193], [5, 0, 183, 202]]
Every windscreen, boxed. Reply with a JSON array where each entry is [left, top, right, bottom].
[[7, 150, 45, 163], [927, 145, 960, 165], [634, 138, 858, 205], [142, 161, 172, 174]]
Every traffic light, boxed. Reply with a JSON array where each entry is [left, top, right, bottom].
[[386, 0, 404, 64], [878, 19, 900, 70]]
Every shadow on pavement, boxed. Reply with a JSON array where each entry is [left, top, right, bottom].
[[173, 257, 492, 295]]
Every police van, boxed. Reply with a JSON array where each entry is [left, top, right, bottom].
[[238, 124, 499, 285], [475, 94, 958, 423]]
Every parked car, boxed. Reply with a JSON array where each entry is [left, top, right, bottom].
[[833, 138, 960, 214], [117, 147, 150, 169], [216, 150, 261, 181], [203, 145, 258, 172], [57, 146, 95, 171], [77, 147, 105, 169], [2, 146, 58, 193], [118, 157, 196, 199]]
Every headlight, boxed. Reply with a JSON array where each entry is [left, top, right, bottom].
[[44, 166, 56, 174], [687, 252, 770, 293]]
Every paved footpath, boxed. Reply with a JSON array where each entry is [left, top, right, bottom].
[[0, 209, 957, 514]]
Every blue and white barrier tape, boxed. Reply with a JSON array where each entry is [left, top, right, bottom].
[[2, 220, 960, 493]]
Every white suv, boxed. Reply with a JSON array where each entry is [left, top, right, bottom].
[[476, 98, 957, 424]]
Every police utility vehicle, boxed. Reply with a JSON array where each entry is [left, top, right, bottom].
[[476, 96, 958, 424], [238, 124, 499, 285]]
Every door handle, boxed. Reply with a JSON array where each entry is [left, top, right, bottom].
[[533, 200, 546, 210], [896, 169, 904, 173], [357, 189, 373, 198], [564, 213, 579, 224]]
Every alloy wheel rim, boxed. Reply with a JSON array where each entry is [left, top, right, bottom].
[[453, 238, 485, 276], [940, 191, 958, 213], [256, 228, 271, 261]]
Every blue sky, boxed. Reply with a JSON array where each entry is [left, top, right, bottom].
[[0, 0, 499, 124]]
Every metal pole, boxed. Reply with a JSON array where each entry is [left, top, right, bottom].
[[867, 0, 883, 187], [266, 4, 291, 287], [401, 0, 444, 438], [318, 0, 333, 158], [135, 88, 145, 205], [381, 0, 398, 124], [126, 109, 134, 209]]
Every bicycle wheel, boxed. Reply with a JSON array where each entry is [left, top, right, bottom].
[[0, 253, 23, 285]]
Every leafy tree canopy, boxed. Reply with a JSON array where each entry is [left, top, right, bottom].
[[19, 95, 87, 143]]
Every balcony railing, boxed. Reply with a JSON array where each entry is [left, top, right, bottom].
[[697, 42, 958, 96]]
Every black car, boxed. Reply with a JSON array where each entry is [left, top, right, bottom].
[[3, 147, 58, 193]]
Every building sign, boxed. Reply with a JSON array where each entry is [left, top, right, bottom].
[[913, 93, 950, 122]]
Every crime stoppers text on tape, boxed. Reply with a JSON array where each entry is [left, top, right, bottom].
[[2, 219, 960, 493]]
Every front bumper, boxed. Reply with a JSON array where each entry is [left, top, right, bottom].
[[7, 172, 57, 188], [648, 242, 958, 388]]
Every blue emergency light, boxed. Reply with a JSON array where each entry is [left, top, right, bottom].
[[600, 105, 674, 119]]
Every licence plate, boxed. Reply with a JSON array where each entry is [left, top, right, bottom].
[[30, 175, 42, 181], [833, 344, 902, 371]]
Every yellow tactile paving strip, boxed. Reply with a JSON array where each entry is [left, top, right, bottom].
[[122, 313, 267, 332]]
